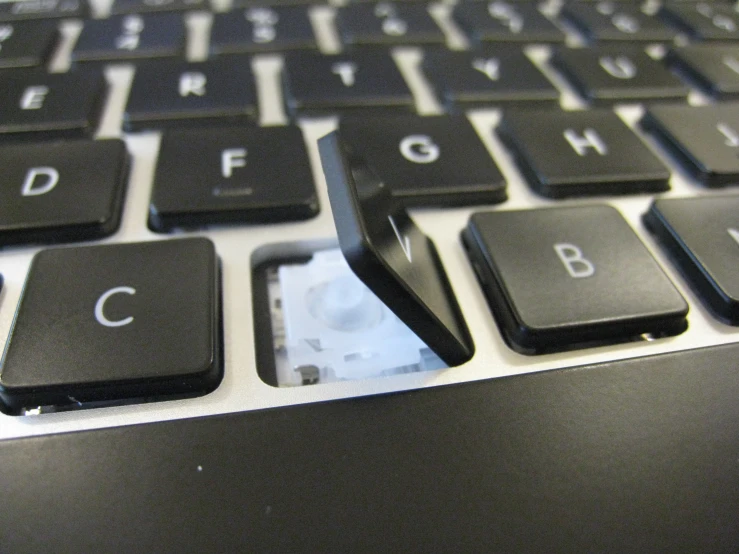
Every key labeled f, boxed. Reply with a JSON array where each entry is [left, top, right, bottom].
[[553, 243, 595, 278], [221, 148, 247, 177]]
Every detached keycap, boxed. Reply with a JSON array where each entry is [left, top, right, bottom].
[[0, 20, 59, 69], [641, 104, 739, 187], [210, 7, 317, 54], [0, 69, 105, 140], [551, 47, 688, 105], [497, 108, 670, 198], [0, 238, 222, 414], [463, 205, 688, 353], [666, 45, 739, 100], [337, 3, 445, 47], [645, 196, 739, 325], [423, 48, 559, 110], [149, 126, 318, 231], [282, 51, 414, 117], [0, 139, 128, 246], [72, 14, 185, 63], [339, 115, 506, 207], [318, 131, 474, 366], [453, 2, 565, 45], [123, 58, 257, 131]]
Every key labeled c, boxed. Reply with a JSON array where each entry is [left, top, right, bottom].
[[95, 286, 136, 328]]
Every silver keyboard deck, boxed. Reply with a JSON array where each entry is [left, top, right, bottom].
[[1, 0, 738, 441]]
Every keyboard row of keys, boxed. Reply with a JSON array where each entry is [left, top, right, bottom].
[[3, 48, 738, 139], [2, 192, 736, 413], [2, 105, 738, 247], [9, 2, 739, 66]]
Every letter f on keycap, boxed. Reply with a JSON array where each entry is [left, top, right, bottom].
[[554, 243, 595, 278]]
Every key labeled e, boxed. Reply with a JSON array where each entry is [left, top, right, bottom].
[[553, 243, 595, 278], [95, 286, 136, 327], [21, 167, 59, 196], [399, 135, 440, 164]]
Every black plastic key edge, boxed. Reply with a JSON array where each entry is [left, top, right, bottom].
[[496, 110, 671, 198], [644, 199, 739, 325], [318, 131, 474, 366], [0, 139, 129, 247], [639, 108, 731, 188], [0, 238, 224, 415], [461, 212, 688, 354]]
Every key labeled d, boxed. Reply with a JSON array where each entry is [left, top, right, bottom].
[[21, 167, 59, 196]]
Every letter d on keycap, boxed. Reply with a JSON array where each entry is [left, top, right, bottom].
[[554, 243, 595, 278], [21, 167, 59, 196]]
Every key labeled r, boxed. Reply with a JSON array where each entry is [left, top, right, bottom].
[[553, 243, 595, 278], [399, 135, 440, 164], [179, 72, 207, 97], [21, 167, 59, 196], [95, 286, 136, 328]]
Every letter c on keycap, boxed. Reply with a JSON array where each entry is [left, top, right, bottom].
[[95, 286, 136, 328], [399, 135, 440, 164]]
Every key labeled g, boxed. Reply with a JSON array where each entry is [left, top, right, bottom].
[[399, 135, 440, 164], [95, 286, 136, 327]]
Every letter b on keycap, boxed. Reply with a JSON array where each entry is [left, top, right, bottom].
[[554, 243, 595, 278]]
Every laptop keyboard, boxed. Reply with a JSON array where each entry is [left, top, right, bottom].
[[0, 0, 738, 436]]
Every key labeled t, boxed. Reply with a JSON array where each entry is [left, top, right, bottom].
[[21, 167, 59, 196], [221, 148, 247, 177], [332, 62, 358, 87]]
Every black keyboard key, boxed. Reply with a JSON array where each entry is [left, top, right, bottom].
[[641, 104, 739, 187], [111, 0, 208, 14], [0, 139, 127, 246], [0, 69, 105, 140], [551, 47, 688, 104], [123, 59, 257, 131], [318, 131, 474, 366], [282, 51, 414, 117], [0, 0, 87, 22], [0, 238, 221, 414], [337, 3, 445, 47], [463, 205, 688, 353], [210, 7, 317, 55], [149, 126, 318, 231], [0, 20, 59, 69], [561, 2, 677, 43], [666, 45, 739, 100], [339, 115, 506, 207], [644, 196, 739, 324], [660, 2, 739, 41], [454, 2, 565, 45], [497, 108, 670, 198], [423, 48, 559, 110], [71, 14, 185, 63]]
